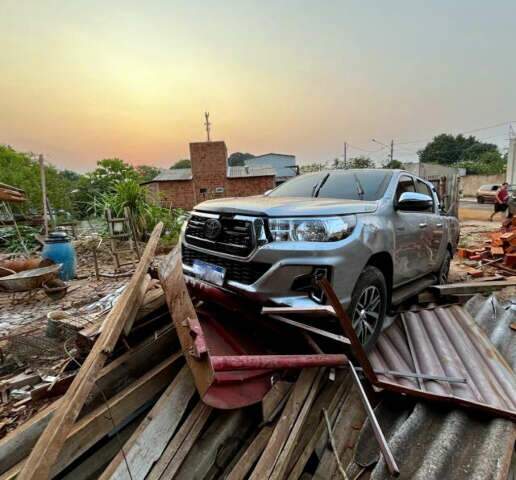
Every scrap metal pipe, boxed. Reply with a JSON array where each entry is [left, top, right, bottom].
[[211, 354, 348, 371]]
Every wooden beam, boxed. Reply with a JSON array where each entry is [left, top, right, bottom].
[[226, 425, 275, 480], [286, 375, 350, 480], [248, 367, 322, 480], [1, 354, 181, 480], [123, 274, 151, 335], [431, 278, 516, 295], [17, 223, 163, 480], [98, 365, 195, 480], [77, 286, 167, 345], [261, 381, 293, 424], [147, 401, 212, 480], [269, 368, 326, 480], [59, 414, 142, 480], [0, 325, 176, 475]]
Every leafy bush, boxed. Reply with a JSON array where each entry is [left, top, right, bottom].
[[0, 225, 40, 253], [94, 179, 185, 244]]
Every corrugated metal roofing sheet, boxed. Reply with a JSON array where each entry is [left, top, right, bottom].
[[148, 168, 192, 181], [227, 166, 276, 178], [349, 294, 516, 480], [367, 304, 516, 420]]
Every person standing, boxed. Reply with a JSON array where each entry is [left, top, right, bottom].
[[489, 182, 509, 221]]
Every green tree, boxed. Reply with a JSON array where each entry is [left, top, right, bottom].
[[0, 145, 80, 214], [170, 159, 191, 169], [228, 152, 255, 167], [347, 156, 375, 169], [74, 158, 138, 217], [135, 165, 160, 182], [300, 163, 324, 173], [418, 134, 498, 166], [457, 150, 506, 174], [384, 159, 403, 169]]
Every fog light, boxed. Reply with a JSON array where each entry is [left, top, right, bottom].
[[310, 267, 329, 303]]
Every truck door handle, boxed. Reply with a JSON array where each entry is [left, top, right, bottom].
[[419, 223, 428, 228]]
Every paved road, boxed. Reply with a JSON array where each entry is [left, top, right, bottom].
[[460, 198, 493, 211]]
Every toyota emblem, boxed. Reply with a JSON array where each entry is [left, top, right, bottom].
[[204, 218, 222, 240]]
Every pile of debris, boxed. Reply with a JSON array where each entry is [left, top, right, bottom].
[[457, 217, 516, 278], [0, 223, 514, 480]]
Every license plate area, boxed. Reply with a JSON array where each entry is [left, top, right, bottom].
[[192, 259, 226, 286]]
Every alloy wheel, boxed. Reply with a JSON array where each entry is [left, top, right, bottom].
[[352, 285, 382, 345]]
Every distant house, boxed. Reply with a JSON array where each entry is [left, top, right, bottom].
[[142, 141, 275, 210], [245, 153, 297, 185]]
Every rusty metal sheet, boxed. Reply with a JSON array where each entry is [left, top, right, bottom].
[[370, 305, 516, 419], [321, 279, 516, 421]]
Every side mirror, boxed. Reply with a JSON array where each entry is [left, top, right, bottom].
[[264, 190, 272, 196], [396, 192, 433, 211]]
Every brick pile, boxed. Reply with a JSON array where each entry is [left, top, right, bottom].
[[457, 217, 516, 276]]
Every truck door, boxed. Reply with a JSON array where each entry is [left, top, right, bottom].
[[392, 175, 431, 285], [415, 178, 445, 271]]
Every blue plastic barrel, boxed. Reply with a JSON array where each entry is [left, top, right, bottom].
[[42, 231, 77, 280]]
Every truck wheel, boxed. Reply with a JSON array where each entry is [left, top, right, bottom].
[[477, 196, 484, 204], [347, 266, 387, 352], [438, 250, 452, 285]]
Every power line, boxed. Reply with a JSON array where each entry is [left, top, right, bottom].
[[396, 120, 515, 146]]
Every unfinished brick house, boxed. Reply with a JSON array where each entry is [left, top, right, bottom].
[[143, 141, 276, 210]]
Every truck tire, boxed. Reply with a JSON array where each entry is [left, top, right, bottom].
[[438, 250, 452, 285], [347, 266, 387, 352], [477, 196, 484, 204]]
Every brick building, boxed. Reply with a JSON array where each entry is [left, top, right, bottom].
[[143, 141, 276, 210]]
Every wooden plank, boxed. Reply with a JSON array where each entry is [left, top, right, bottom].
[[226, 425, 275, 480], [173, 409, 254, 479], [17, 222, 163, 480], [159, 246, 215, 398], [262, 381, 293, 423], [59, 414, 142, 480], [286, 375, 350, 480], [98, 365, 196, 480], [269, 368, 326, 480], [77, 286, 167, 343], [147, 401, 212, 480], [1, 354, 181, 480], [0, 325, 176, 475], [123, 274, 151, 335], [432, 278, 516, 295], [248, 367, 321, 480]]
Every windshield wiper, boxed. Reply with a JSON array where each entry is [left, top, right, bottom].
[[314, 173, 330, 197], [353, 173, 365, 200]]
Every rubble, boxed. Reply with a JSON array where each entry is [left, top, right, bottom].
[[0, 220, 514, 480]]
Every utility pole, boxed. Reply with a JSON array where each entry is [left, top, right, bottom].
[[343, 142, 347, 168], [39, 154, 49, 237], [390, 140, 394, 163], [204, 112, 211, 142]]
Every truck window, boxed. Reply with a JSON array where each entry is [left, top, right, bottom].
[[415, 179, 434, 212], [395, 175, 415, 202]]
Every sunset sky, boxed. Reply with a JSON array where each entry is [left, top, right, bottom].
[[2, 0, 516, 171]]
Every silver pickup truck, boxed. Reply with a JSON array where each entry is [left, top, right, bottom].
[[181, 169, 460, 349]]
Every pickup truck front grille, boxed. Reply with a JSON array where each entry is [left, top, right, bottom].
[[182, 246, 270, 285], [184, 214, 255, 257]]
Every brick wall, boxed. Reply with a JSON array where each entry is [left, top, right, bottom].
[[147, 181, 195, 210], [227, 176, 275, 197], [190, 141, 227, 202], [145, 140, 275, 210]]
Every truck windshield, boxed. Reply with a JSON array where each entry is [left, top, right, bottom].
[[269, 170, 392, 201]]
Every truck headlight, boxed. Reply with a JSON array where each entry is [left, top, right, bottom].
[[268, 216, 356, 242]]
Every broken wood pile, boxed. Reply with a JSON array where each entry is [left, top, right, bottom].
[[1, 222, 514, 479]]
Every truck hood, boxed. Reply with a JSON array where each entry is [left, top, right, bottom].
[[194, 196, 378, 217]]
